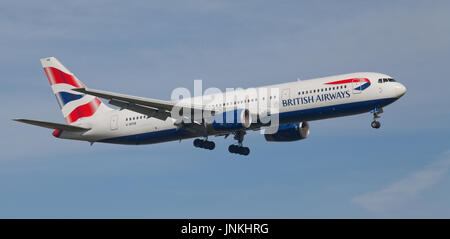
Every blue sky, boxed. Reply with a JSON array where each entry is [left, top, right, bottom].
[[0, 0, 449, 218]]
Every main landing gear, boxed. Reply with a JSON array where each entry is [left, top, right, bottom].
[[228, 131, 250, 156], [193, 131, 251, 155], [371, 107, 383, 129], [228, 144, 250, 156], [193, 138, 215, 150]]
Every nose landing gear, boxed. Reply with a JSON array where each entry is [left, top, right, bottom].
[[371, 120, 381, 129], [371, 108, 383, 129]]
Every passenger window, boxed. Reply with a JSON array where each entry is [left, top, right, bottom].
[[383, 78, 388, 83], [378, 79, 382, 83]]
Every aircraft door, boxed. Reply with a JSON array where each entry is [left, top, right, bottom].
[[110, 115, 119, 130], [281, 88, 290, 100]]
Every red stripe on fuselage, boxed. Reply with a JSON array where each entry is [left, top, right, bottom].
[[325, 78, 370, 85], [43, 67, 85, 88], [65, 98, 101, 124]]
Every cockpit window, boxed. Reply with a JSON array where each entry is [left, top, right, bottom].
[[378, 78, 396, 83]]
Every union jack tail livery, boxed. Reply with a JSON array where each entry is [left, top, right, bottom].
[[41, 57, 111, 124]]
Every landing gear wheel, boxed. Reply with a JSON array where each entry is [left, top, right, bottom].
[[370, 108, 383, 129], [193, 139, 202, 147], [371, 120, 381, 129], [206, 141, 215, 150], [241, 147, 250, 156], [193, 139, 215, 150], [228, 144, 250, 156], [228, 144, 237, 153]]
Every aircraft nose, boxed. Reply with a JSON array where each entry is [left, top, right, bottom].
[[394, 83, 407, 98]]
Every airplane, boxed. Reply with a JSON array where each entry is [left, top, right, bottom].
[[14, 57, 406, 156]]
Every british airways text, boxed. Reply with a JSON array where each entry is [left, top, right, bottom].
[[282, 90, 351, 107]]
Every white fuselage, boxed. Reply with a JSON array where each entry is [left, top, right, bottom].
[[59, 72, 406, 144]]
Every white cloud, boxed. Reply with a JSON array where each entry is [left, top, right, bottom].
[[352, 150, 450, 216]]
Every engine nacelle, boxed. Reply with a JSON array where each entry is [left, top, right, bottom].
[[264, 121, 310, 142], [211, 109, 252, 131]]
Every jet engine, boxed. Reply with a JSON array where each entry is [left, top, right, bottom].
[[264, 121, 310, 142], [211, 109, 252, 131]]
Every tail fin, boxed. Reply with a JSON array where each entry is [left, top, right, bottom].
[[40, 57, 111, 124]]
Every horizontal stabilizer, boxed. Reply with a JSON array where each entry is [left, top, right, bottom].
[[13, 119, 90, 131]]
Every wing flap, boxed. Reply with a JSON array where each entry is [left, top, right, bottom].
[[13, 119, 90, 131], [73, 88, 175, 111], [108, 99, 170, 121], [73, 87, 214, 123]]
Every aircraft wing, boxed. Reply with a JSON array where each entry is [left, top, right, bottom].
[[73, 87, 210, 122], [13, 119, 90, 131]]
